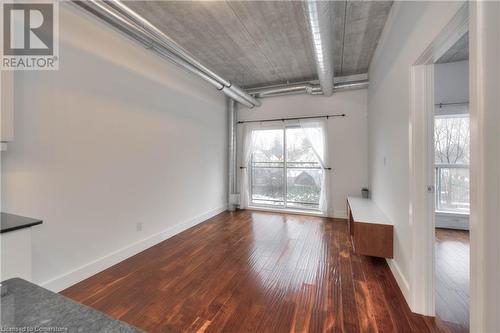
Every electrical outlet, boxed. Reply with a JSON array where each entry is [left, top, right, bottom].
[[136, 222, 143, 232]]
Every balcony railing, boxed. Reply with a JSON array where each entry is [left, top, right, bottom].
[[435, 164, 470, 214], [250, 161, 321, 211]]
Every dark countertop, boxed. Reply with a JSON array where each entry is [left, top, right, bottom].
[[0, 212, 43, 233], [0, 278, 144, 332]]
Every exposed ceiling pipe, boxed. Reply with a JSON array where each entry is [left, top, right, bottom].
[[228, 84, 261, 107], [73, 0, 259, 108], [221, 87, 254, 109], [227, 98, 237, 211], [303, 0, 335, 97], [246, 80, 369, 99], [107, 0, 231, 88]]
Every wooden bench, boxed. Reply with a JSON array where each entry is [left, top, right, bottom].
[[347, 196, 393, 258]]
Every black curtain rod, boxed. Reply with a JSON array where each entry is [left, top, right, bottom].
[[435, 101, 469, 108], [237, 113, 346, 124]]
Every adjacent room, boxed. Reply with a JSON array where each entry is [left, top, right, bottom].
[[434, 40, 470, 332], [1, 1, 500, 332]]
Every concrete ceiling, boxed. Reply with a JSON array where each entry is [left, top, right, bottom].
[[437, 33, 469, 64], [124, 1, 393, 88]]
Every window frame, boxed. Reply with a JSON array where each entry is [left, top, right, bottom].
[[434, 113, 470, 214], [249, 124, 323, 212]]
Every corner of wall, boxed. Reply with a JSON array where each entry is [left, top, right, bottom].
[[40, 205, 227, 292]]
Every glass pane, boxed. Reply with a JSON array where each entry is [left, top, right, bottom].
[[435, 116, 470, 164], [249, 126, 324, 212], [286, 169, 322, 210], [251, 167, 284, 207], [437, 167, 470, 213], [252, 129, 284, 163], [251, 129, 285, 207], [286, 127, 318, 163]]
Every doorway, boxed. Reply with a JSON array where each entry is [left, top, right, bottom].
[[408, 0, 468, 321], [433, 52, 470, 332], [410, 2, 500, 331]]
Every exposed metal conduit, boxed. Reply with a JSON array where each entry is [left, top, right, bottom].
[[246, 80, 369, 99], [227, 98, 237, 211], [73, 0, 259, 108], [108, 0, 231, 88], [303, 0, 335, 96]]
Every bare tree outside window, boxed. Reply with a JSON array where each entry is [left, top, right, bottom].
[[250, 127, 322, 210], [435, 116, 470, 164], [434, 115, 470, 213]]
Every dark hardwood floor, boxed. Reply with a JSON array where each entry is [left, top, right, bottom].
[[62, 210, 444, 332], [435, 228, 469, 333]]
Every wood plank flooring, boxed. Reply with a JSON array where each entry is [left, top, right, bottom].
[[62, 210, 444, 332], [435, 228, 469, 333]]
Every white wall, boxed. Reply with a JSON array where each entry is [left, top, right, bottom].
[[0, 3, 227, 291], [435, 60, 469, 105], [237, 89, 368, 218], [367, 1, 465, 303], [434, 60, 469, 230]]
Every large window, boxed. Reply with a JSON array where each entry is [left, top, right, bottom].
[[434, 114, 470, 213], [250, 126, 323, 211]]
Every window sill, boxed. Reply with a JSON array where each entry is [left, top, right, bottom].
[[435, 211, 470, 217], [246, 205, 325, 217]]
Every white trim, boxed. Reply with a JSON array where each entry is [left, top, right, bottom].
[[409, 64, 436, 316], [407, 3, 470, 317], [386, 258, 410, 302], [469, 2, 500, 331], [40, 205, 228, 292], [413, 5, 469, 65], [245, 206, 347, 220]]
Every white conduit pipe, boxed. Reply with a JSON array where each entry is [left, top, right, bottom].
[[246, 80, 369, 99], [303, 0, 335, 97]]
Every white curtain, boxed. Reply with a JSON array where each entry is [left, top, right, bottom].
[[298, 119, 331, 215], [239, 124, 257, 209]]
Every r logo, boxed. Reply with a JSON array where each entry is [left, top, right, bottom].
[[3, 3, 53, 56], [1, 1, 58, 70]]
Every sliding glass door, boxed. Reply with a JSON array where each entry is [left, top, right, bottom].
[[250, 126, 322, 211], [250, 128, 285, 207]]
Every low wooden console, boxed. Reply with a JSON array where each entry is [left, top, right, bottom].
[[347, 196, 393, 258]]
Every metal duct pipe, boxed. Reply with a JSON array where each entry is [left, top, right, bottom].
[[334, 80, 370, 92], [73, 1, 258, 108], [221, 87, 254, 109], [227, 98, 237, 211], [228, 85, 262, 107], [247, 83, 320, 98], [107, 0, 231, 88], [247, 80, 369, 99], [303, 0, 335, 96]]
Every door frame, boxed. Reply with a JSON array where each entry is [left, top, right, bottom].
[[409, 2, 468, 317], [410, 2, 500, 330], [468, 2, 500, 331]]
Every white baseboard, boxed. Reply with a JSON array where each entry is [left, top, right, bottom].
[[386, 258, 410, 305], [333, 209, 347, 219], [41, 205, 227, 292]]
